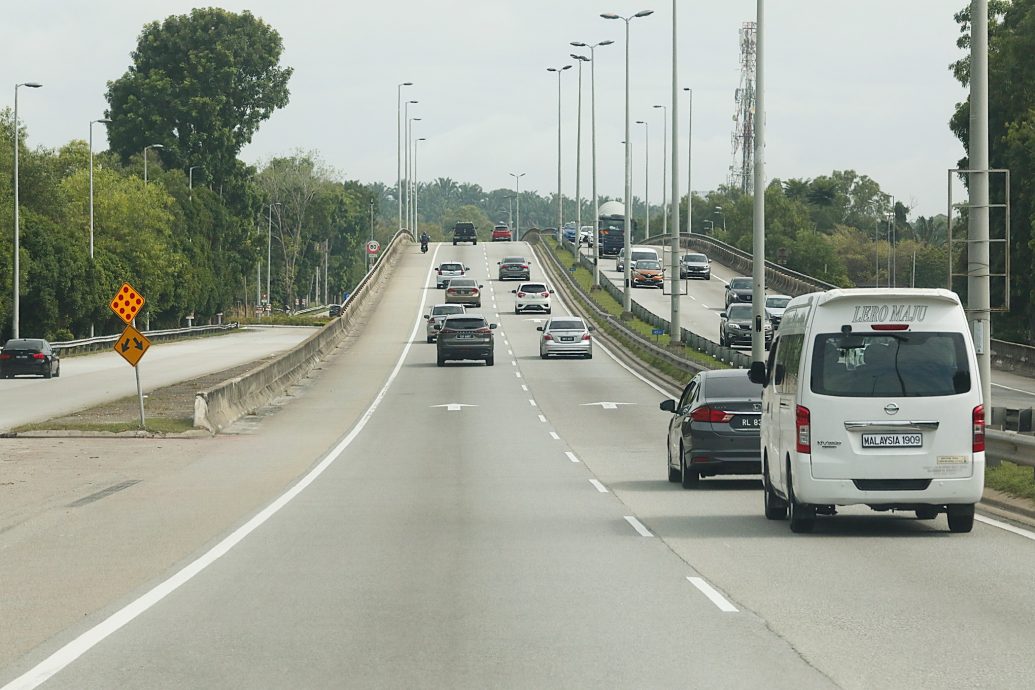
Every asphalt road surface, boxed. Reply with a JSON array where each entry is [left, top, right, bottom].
[[3, 242, 1034, 688]]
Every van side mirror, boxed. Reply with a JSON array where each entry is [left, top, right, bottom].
[[748, 361, 766, 385], [660, 399, 676, 413]]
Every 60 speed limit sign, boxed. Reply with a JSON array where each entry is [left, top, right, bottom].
[[366, 240, 381, 255]]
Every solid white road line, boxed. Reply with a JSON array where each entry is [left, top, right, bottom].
[[549, 432, 560, 440], [3, 244, 446, 690], [687, 577, 739, 612], [991, 382, 1035, 397], [565, 451, 580, 464], [521, 384, 528, 391], [624, 516, 653, 537], [589, 479, 609, 493], [537, 415, 547, 423], [515, 372, 522, 378], [976, 514, 1035, 542], [528, 399, 537, 407]]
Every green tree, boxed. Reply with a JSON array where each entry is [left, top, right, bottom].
[[105, 8, 293, 185]]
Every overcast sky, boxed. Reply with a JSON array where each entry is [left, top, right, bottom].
[[4, 1, 972, 217]]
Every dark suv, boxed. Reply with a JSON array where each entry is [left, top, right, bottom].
[[453, 222, 477, 245], [435, 315, 496, 366]]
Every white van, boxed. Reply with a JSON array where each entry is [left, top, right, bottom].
[[616, 246, 659, 272], [749, 288, 984, 534]]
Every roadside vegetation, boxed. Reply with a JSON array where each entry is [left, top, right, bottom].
[[986, 461, 1035, 504]]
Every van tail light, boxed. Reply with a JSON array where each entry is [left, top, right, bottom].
[[972, 404, 985, 452], [690, 406, 732, 423], [796, 405, 811, 453], [871, 324, 909, 331]]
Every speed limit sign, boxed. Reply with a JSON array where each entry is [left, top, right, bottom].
[[366, 240, 381, 255]]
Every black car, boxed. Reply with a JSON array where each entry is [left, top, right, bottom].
[[435, 315, 496, 366], [0, 338, 61, 379], [724, 276, 753, 306], [328, 304, 342, 317], [452, 222, 477, 245], [660, 369, 762, 487], [719, 303, 773, 348]]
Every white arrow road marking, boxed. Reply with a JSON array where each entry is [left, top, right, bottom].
[[431, 403, 477, 412], [581, 402, 636, 410]]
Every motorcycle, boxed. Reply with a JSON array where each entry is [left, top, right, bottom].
[[420, 240, 429, 254]]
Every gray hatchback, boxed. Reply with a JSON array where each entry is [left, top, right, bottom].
[[660, 369, 762, 487]]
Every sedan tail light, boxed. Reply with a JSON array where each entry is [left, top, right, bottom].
[[543, 334, 554, 341], [973, 404, 985, 452], [690, 406, 732, 423], [0, 353, 10, 360], [581, 333, 591, 341], [796, 405, 811, 453], [32, 353, 45, 360]]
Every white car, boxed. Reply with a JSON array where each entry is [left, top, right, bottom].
[[423, 303, 466, 343], [538, 317, 593, 359], [513, 281, 552, 314], [764, 294, 792, 328], [436, 261, 469, 289], [578, 226, 595, 246]]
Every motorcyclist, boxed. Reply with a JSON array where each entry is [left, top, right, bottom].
[[419, 231, 430, 251]]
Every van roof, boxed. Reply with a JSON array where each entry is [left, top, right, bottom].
[[801, 288, 961, 309]]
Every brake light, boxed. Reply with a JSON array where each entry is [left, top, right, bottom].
[[540, 292, 549, 297], [973, 404, 985, 452], [471, 289, 479, 295], [521, 264, 528, 269], [690, 406, 732, 423], [871, 324, 909, 331], [33, 353, 45, 360], [517, 291, 526, 298], [796, 405, 811, 453], [582, 333, 591, 341], [543, 334, 553, 341], [0, 353, 10, 360], [474, 327, 491, 334]]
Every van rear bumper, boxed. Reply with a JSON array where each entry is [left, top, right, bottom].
[[793, 474, 985, 506]]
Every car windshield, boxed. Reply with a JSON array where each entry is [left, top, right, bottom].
[[730, 278, 752, 289], [683, 254, 707, 263], [548, 320, 584, 331], [635, 261, 662, 270], [705, 374, 761, 399], [432, 305, 464, 316], [441, 263, 463, 271], [444, 317, 486, 330], [811, 332, 971, 397], [727, 305, 753, 319], [521, 284, 547, 292], [766, 296, 791, 309]]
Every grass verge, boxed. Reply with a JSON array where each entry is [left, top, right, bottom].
[[986, 461, 1035, 504], [13, 417, 195, 435]]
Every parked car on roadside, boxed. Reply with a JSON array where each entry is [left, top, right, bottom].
[[0, 338, 61, 379], [435, 314, 496, 366], [660, 369, 763, 487]]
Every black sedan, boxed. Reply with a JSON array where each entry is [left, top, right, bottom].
[[660, 369, 762, 487], [0, 338, 61, 379]]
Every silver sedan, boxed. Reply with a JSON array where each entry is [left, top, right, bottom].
[[537, 317, 593, 359]]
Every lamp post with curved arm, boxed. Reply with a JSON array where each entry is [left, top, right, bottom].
[[189, 165, 203, 202], [403, 99, 418, 233], [602, 9, 653, 312], [13, 81, 42, 339], [414, 137, 426, 237], [509, 172, 525, 238], [547, 64, 572, 239], [267, 202, 281, 313], [571, 39, 613, 285], [143, 143, 163, 184], [653, 104, 668, 238], [635, 120, 649, 240], [571, 54, 590, 250], [408, 117, 422, 235], [397, 82, 413, 233], [89, 117, 111, 338]]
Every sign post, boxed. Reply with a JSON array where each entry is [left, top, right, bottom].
[[366, 240, 381, 273], [110, 283, 149, 429]]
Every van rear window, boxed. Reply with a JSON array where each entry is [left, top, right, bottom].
[[810, 332, 971, 397]]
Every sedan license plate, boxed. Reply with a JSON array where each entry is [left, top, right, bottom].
[[734, 415, 761, 429], [862, 433, 923, 448], [560, 336, 574, 342]]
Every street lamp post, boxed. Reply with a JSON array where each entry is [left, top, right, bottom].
[[714, 206, 726, 232], [653, 104, 668, 238], [89, 117, 111, 339], [547, 64, 572, 240], [602, 10, 653, 312], [636, 120, 650, 241], [669, 0, 682, 340], [189, 165, 202, 202], [509, 172, 525, 239], [414, 137, 426, 237], [403, 99, 418, 232], [571, 53, 590, 252], [143, 143, 164, 184], [12, 81, 42, 339], [684, 87, 693, 234], [397, 82, 413, 234], [267, 202, 280, 313], [571, 39, 613, 286], [407, 115, 422, 236]]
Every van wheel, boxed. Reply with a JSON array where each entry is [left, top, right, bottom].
[[947, 505, 975, 533], [763, 460, 788, 520], [787, 462, 815, 533], [915, 506, 939, 520], [680, 444, 699, 489]]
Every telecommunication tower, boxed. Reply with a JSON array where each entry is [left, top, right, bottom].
[[729, 21, 757, 195]]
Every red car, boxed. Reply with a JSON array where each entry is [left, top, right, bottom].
[[491, 224, 512, 241]]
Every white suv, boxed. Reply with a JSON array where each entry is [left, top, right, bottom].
[[513, 281, 552, 314], [436, 261, 469, 289]]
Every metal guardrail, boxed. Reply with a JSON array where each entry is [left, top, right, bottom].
[[52, 323, 240, 355], [986, 431, 1035, 472]]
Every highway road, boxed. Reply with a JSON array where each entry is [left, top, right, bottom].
[[3, 241, 1035, 688], [0, 326, 317, 432], [584, 244, 1035, 409]]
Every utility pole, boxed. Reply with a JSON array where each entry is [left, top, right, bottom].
[[969, 0, 991, 409], [751, 0, 767, 363]]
